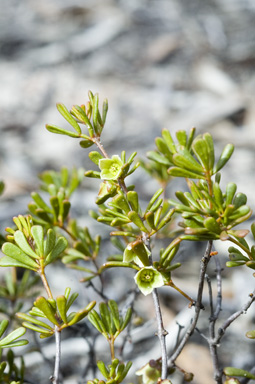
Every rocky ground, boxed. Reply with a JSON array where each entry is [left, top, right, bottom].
[[0, 0, 255, 383]]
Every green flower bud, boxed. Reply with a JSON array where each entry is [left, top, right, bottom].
[[134, 267, 164, 295], [99, 155, 123, 180]]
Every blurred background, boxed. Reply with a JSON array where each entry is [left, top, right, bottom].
[[0, 0, 255, 383]]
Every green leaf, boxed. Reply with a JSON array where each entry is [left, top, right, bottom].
[[203, 217, 221, 234], [0, 340, 28, 348], [99, 303, 112, 334], [228, 205, 251, 221], [0, 320, 9, 338], [97, 361, 110, 379], [173, 148, 204, 173], [120, 308, 132, 331], [245, 261, 255, 270], [0, 327, 26, 347], [213, 182, 223, 211], [127, 191, 139, 212], [145, 211, 156, 230], [102, 99, 108, 125], [213, 144, 235, 173], [251, 223, 255, 240], [168, 167, 205, 179], [128, 211, 148, 233], [88, 311, 104, 334], [57, 296, 68, 323], [46, 124, 79, 138], [223, 367, 255, 380], [34, 297, 59, 326], [66, 292, 79, 311], [89, 151, 104, 165], [226, 261, 246, 267], [155, 137, 172, 158], [108, 300, 120, 331], [31, 192, 51, 212], [192, 137, 210, 171], [233, 193, 247, 209], [71, 105, 93, 133], [204, 133, 215, 170], [145, 188, 164, 212], [56, 103, 81, 134], [31, 226, 44, 257], [162, 128, 176, 153], [67, 301, 96, 326], [111, 193, 130, 214], [84, 170, 101, 178], [92, 93, 99, 134], [79, 139, 94, 148], [147, 151, 170, 165], [176, 130, 187, 146], [21, 322, 53, 336], [16, 313, 52, 330], [1, 243, 39, 270], [14, 231, 39, 259], [115, 363, 125, 381], [44, 229, 56, 256], [0, 256, 37, 271], [46, 236, 68, 264], [157, 208, 175, 230]]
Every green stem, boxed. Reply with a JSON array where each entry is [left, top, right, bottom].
[[109, 338, 115, 360], [39, 267, 53, 299]]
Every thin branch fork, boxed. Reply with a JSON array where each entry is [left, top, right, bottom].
[[215, 288, 255, 345]]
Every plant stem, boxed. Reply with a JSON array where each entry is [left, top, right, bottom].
[[143, 233, 168, 380], [168, 241, 213, 366], [93, 137, 109, 158], [110, 338, 115, 360], [52, 326, 61, 384], [40, 270, 53, 299], [152, 288, 168, 379], [215, 289, 255, 344], [206, 270, 222, 383]]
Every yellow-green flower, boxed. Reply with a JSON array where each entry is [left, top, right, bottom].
[[136, 362, 160, 384], [134, 266, 164, 296], [99, 155, 123, 180]]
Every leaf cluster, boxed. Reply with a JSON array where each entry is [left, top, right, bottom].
[[46, 91, 108, 147], [88, 359, 132, 384], [1, 220, 68, 271], [17, 288, 96, 338], [88, 301, 132, 342]]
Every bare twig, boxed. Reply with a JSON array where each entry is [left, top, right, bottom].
[[51, 327, 61, 384], [152, 288, 168, 379], [142, 232, 168, 380], [215, 289, 255, 344], [168, 241, 213, 366], [205, 257, 223, 383]]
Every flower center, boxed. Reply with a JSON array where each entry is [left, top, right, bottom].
[[110, 164, 120, 175], [140, 269, 154, 283]]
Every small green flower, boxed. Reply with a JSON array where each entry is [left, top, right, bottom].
[[99, 155, 123, 180], [134, 266, 164, 295], [136, 362, 160, 384]]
